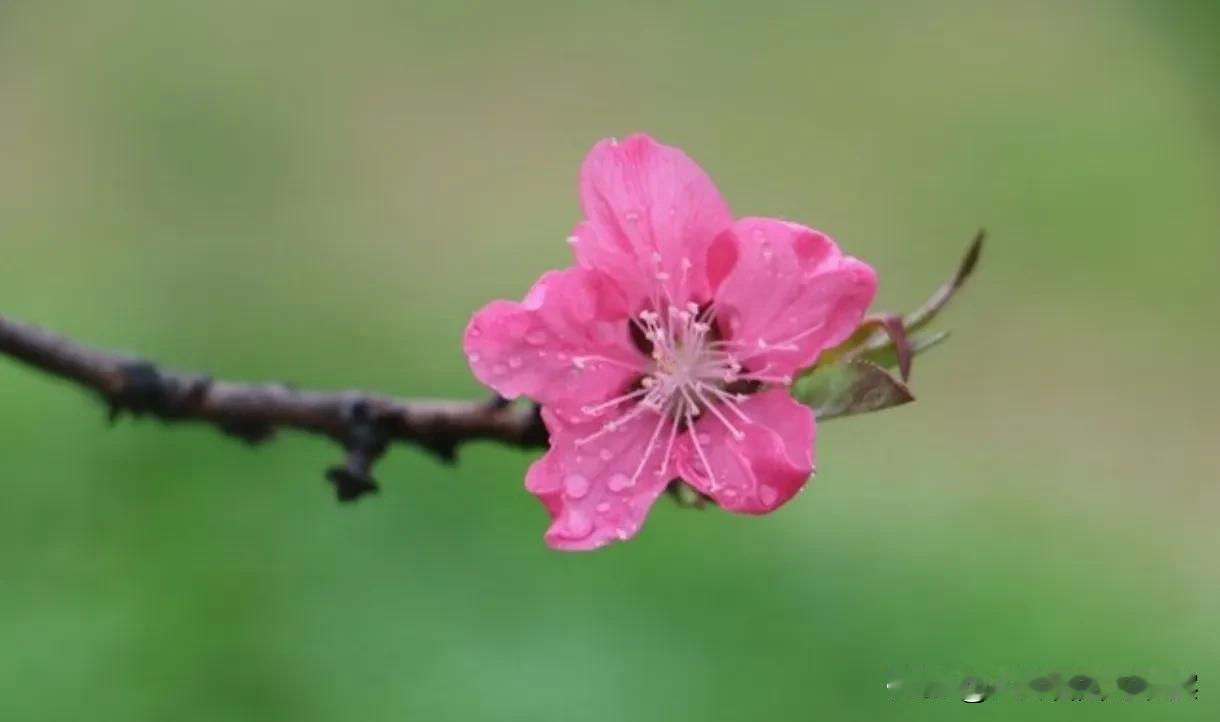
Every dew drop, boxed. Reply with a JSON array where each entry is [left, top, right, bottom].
[[595, 502, 611, 513], [492, 363, 507, 375], [508, 356, 523, 369], [759, 485, 779, 506], [563, 473, 590, 498], [526, 330, 548, 345], [467, 352, 481, 363], [469, 326, 482, 337], [567, 510, 593, 538], [598, 448, 613, 461], [696, 433, 711, 445], [607, 473, 633, 492]]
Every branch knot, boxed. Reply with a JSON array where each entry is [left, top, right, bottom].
[[107, 361, 166, 422], [325, 400, 390, 502]]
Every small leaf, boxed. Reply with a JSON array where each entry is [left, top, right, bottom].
[[816, 313, 911, 379], [904, 229, 984, 333], [868, 313, 911, 381], [811, 317, 880, 369], [793, 360, 915, 421], [861, 330, 950, 372], [813, 230, 984, 376]]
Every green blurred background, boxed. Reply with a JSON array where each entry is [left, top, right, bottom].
[[2, 1, 1216, 719]]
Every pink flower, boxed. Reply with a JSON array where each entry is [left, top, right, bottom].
[[464, 134, 876, 550]]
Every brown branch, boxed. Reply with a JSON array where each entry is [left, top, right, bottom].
[[0, 313, 546, 500]]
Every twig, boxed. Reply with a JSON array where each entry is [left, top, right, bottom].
[[0, 313, 546, 500]]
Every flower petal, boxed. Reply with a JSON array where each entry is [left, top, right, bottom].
[[572, 134, 734, 310], [674, 389, 814, 514], [711, 217, 876, 377], [526, 407, 677, 551], [464, 267, 644, 418]]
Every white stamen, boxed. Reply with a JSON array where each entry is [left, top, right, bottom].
[[597, 293, 793, 483], [581, 387, 650, 417], [686, 403, 719, 491]]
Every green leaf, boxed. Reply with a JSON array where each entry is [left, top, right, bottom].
[[793, 360, 915, 421], [860, 329, 950, 372]]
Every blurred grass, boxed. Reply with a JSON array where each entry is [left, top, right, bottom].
[[1, 0, 1217, 720]]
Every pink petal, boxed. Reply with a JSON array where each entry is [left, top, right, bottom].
[[711, 217, 876, 377], [464, 267, 644, 418], [674, 389, 814, 514], [526, 407, 676, 551], [572, 134, 734, 310]]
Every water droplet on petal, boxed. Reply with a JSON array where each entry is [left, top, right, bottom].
[[598, 449, 613, 461], [508, 356, 523, 369], [492, 363, 507, 375], [567, 510, 593, 538], [526, 330, 548, 345], [696, 433, 711, 445], [595, 502, 611, 513], [563, 474, 589, 498], [467, 352, 481, 363], [607, 473, 633, 492], [469, 326, 482, 337], [759, 485, 779, 506]]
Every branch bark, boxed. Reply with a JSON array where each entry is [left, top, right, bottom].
[[0, 313, 546, 500]]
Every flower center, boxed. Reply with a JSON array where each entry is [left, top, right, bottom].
[[573, 302, 793, 491]]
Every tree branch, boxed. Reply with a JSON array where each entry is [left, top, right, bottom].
[[0, 236, 981, 503], [0, 313, 546, 500]]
